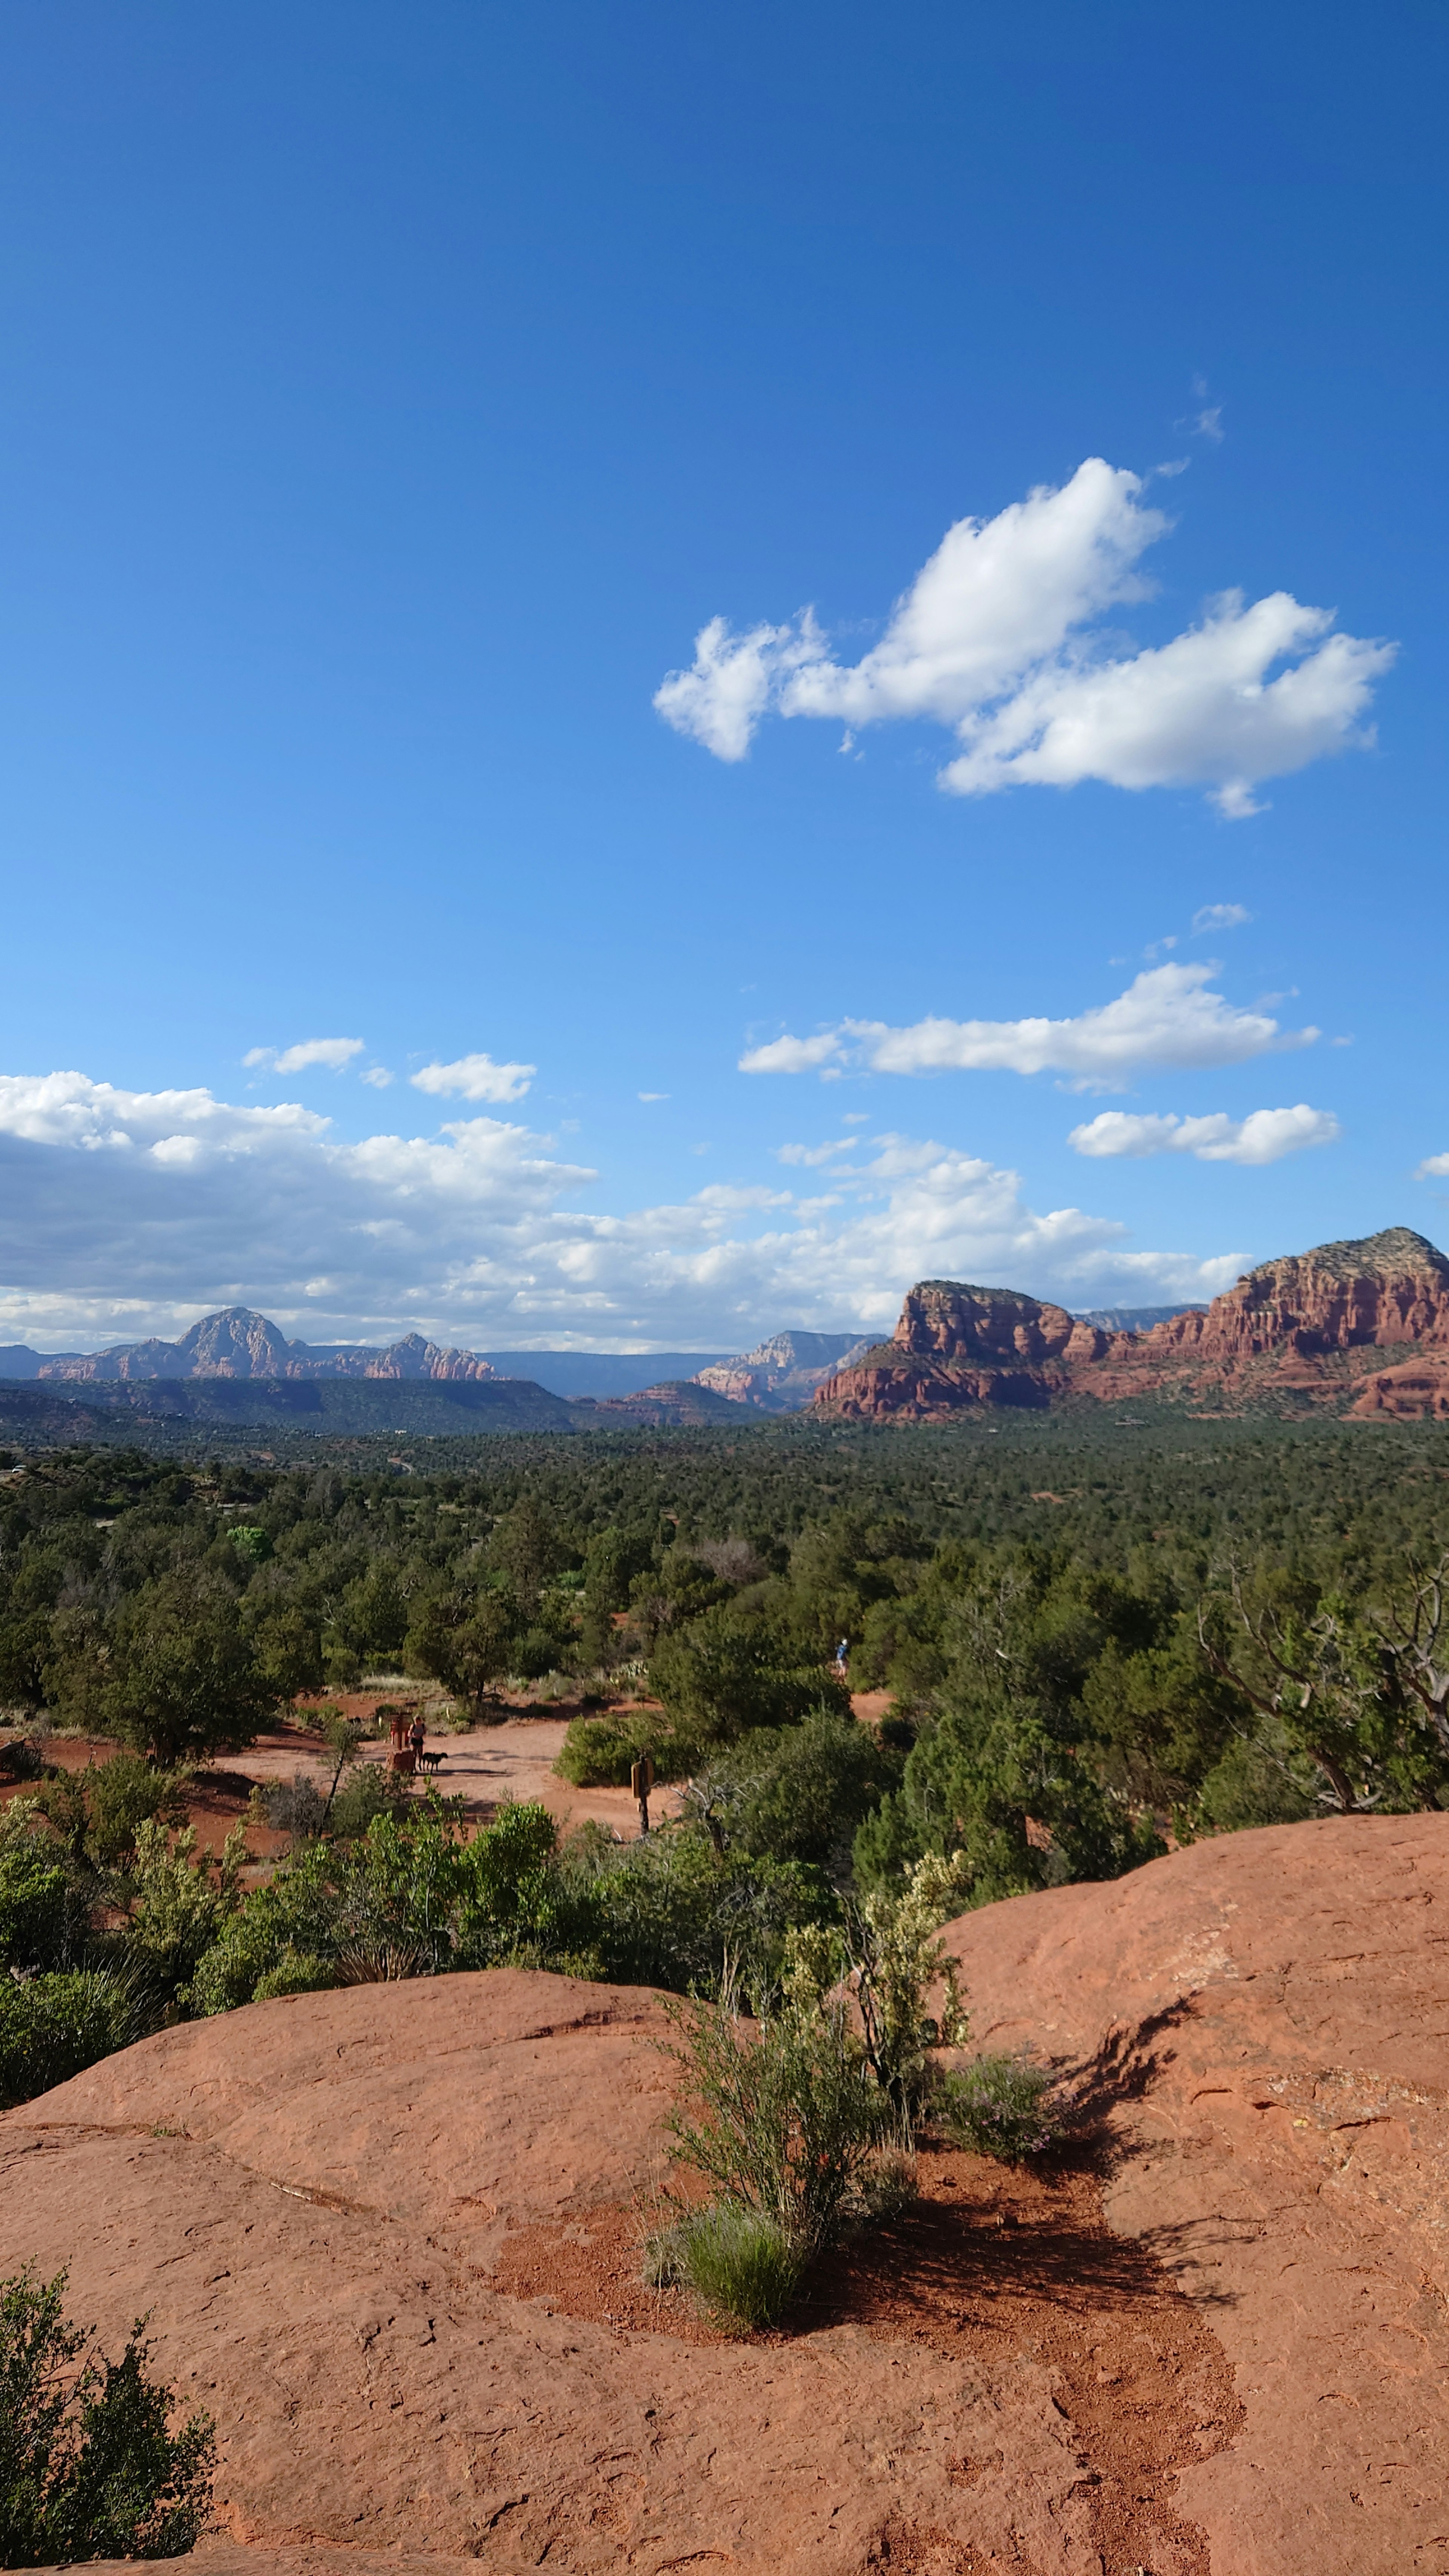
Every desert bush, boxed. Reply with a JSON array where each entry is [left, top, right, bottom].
[[688, 1711, 905, 1876], [250, 1950, 337, 2002], [75, 1756, 190, 1870], [938, 2053, 1065, 2161], [263, 1772, 328, 1839], [0, 1733, 46, 1782], [660, 1982, 886, 2253], [0, 1969, 154, 2110], [326, 1762, 412, 1840], [124, 1820, 248, 1990], [564, 1822, 828, 1995], [648, 2201, 804, 2333], [648, 1608, 851, 1748], [0, 2264, 215, 2562], [0, 1801, 80, 1970], [555, 1709, 677, 1787]]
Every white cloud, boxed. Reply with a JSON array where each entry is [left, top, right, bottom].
[[775, 1138, 858, 1167], [1417, 1152, 1449, 1180], [1069, 1103, 1341, 1166], [360, 1066, 394, 1089], [243, 1038, 365, 1075], [741, 964, 1316, 1093], [638, 1091, 669, 1102], [0, 1066, 1241, 1350], [654, 611, 825, 761], [655, 457, 1395, 814], [1192, 902, 1252, 934], [409, 1052, 536, 1104], [739, 1032, 846, 1076]]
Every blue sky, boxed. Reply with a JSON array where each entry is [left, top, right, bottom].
[[1, 1, 1444, 1352]]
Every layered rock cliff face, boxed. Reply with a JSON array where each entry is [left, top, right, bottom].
[[1151, 1225, 1449, 1360], [814, 1229, 1449, 1421]]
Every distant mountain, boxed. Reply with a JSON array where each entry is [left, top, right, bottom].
[[813, 1230, 1449, 1424], [18, 1306, 499, 1383], [0, 1311, 740, 1396], [693, 1329, 874, 1413]]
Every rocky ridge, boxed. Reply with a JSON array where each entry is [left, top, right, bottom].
[[814, 1227, 1449, 1421]]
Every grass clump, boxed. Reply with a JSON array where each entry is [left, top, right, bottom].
[[645, 2202, 803, 2333], [939, 2052, 1065, 2161]]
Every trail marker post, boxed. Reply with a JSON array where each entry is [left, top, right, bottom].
[[631, 1752, 656, 1837]]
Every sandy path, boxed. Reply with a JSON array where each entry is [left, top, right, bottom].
[[234, 1716, 673, 1842]]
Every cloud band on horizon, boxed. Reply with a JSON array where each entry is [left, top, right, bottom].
[[0, 1067, 1241, 1352]]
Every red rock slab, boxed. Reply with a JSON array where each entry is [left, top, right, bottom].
[[939, 1813, 1449, 2576], [2, 1971, 1110, 2574]]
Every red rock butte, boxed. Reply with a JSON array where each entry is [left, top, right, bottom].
[[6, 1815, 1449, 2574], [813, 1226, 1449, 1420]]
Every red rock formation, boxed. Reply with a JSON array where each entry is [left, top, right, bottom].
[[815, 1229, 1449, 1421], [893, 1278, 1077, 1363], [1139, 1224, 1449, 1362]]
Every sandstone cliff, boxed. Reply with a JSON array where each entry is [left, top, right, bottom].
[[814, 1227, 1449, 1421]]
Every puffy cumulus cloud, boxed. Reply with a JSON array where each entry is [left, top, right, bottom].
[[741, 964, 1315, 1094], [1069, 1103, 1341, 1166], [655, 458, 1394, 815], [409, 1052, 536, 1104], [243, 1038, 365, 1074], [0, 1067, 1239, 1350], [1417, 1152, 1449, 1180]]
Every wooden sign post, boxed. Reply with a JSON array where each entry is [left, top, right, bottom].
[[630, 1752, 656, 1837]]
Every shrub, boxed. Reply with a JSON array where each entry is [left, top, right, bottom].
[[0, 1970, 154, 2112], [661, 1984, 886, 2253], [555, 1709, 674, 1787], [0, 2264, 215, 2563], [0, 1803, 79, 1970], [264, 1772, 328, 1840], [938, 2053, 1065, 2161], [650, 2202, 804, 2333], [565, 1824, 829, 1996], [77, 1756, 190, 1870], [250, 1951, 336, 2002], [0, 1735, 46, 1783]]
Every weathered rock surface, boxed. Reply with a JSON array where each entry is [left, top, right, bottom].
[[815, 1228, 1449, 1421], [940, 1812, 1449, 2576], [2, 1973, 1120, 2574], [10, 1824, 1449, 2573]]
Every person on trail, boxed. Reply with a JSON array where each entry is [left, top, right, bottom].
[[409, 1711, 426, 1763], [835, 1637, 849, 1678]]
